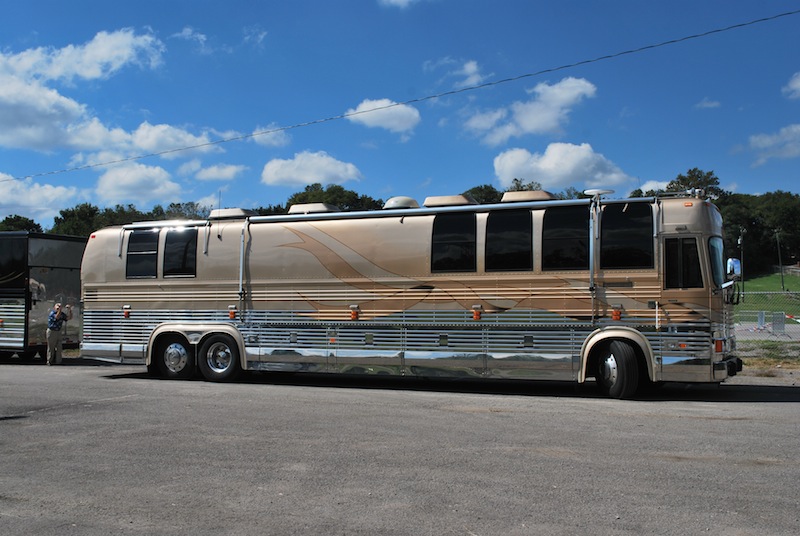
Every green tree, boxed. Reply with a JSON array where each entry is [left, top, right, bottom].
[[50, 203, 101, 236], [464, 184, 502, 204], [629, 187, 662, 198], [0, 215, 43, 233], [253, 203, 287, 216], [98, 204, 147, 228], [556, 186, 585, 200], [755, 191, 800, 268], [716, 190, 800, 276], [507, 178, 543, 192], [157, 202, 211, 220], [286, 183, 383, 211], [667, 168, 725, 199]]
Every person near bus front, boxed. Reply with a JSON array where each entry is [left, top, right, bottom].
[[46, 302, 72, 365]]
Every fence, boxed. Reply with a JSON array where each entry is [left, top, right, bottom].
[[773, 265, 800, 278], [734, 291, 800, 340]]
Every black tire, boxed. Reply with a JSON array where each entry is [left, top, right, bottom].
[[155, 335, 194, 379], [197, 334, 241, 382], [596, 340, 639, 399]]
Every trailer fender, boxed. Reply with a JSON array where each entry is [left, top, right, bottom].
[[579, 327, 656, 384], [147, 323, 246, 370]]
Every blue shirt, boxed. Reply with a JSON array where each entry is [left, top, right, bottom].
[[48, 309, 67, 331]]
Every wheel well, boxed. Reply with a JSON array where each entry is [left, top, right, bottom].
[[151, 332, 195, 364], [586, 337, 648, 381]]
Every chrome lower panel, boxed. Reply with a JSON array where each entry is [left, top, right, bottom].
[[82, 309, 732, 384]]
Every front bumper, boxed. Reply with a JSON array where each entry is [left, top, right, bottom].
[[713, 356, 743, 380]]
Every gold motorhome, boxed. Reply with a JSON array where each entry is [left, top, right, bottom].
[[80, 189, 741, 398]]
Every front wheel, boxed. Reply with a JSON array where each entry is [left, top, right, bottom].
[[596, 340, 639, 399], [197, 334, 241, 382]]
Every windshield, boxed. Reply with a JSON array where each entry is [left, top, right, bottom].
[[709, 237, 725, 287]]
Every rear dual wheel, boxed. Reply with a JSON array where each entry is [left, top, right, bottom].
[[197, 334, 241, 382], [155, 336, 194, 379]]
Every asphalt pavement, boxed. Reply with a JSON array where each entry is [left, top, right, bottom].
[[2, 360, 799, 535]]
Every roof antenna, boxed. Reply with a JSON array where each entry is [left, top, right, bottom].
[[216, 190, 223, 239]]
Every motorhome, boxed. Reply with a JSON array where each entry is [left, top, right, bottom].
[[80, 189, 741, 398]]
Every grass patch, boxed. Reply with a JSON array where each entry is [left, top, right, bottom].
[[737, 340, 800, 370], [742, 272, 800, 292]]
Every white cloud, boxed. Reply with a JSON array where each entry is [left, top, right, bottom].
[[171, 27, 210, 54], [782, 72, 800, 99], [378, 0, 421, 8], [0, 30, 175, 155], [195, 163, 248, 181], [243, 25, 268, 48], [0, 28, 164, 83], [261, 151, 362, 187], [423, 57, 492, 90], [453, 60, 491, 88], [252, 123, 291, 147], [0, 75, 85, 150], [493, 143, 631, 191], [345, 98, 421, 137], [748, 124, 800, 166], [130, 122, 218, 159], [694, 97, 721, 109], [196, 186, 229, 210], [634, 180, 669, 194], [467, 77, 596, 146], [96, 163, 180, 205], [456, 60, 483, 86], [177, 159, 203, 177], [66, 118, 133, 151], [0, 173, 79, 223]]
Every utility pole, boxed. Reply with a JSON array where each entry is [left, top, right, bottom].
[[738, 228, 745, 300], [776, 229, 785, 291]]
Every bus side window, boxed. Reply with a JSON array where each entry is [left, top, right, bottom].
[[431, 212, 476, 273], [126, 229, 160, 279], [164, 228, 198, 277], [601, 203, 653, 269], [664, 237, 703, 289], [486, 209, 533, 272], [542, 206, 589, 271]]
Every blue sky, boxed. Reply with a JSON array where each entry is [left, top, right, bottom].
[[1, 0, 799, 226]]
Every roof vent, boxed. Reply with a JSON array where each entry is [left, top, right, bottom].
[[209, 208, 256, 219], [500, 191, 556, 202], [383, 196, 420, 209], [287, 203, 340, 214], [423, 194, 478, 207]]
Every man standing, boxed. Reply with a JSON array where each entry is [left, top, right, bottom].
[[46, 302, 72, 365]]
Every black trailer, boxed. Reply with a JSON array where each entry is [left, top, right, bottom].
[[0, 232, 87, 359]]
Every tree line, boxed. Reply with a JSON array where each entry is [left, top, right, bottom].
[[1, 169, 797, 277]]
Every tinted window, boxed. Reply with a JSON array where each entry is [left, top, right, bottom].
[[431, 213, 476, 272], [486, 209, 532, 272], [164, 228, 198, 277], [601, 203, 653, 269], [126, 230, 159, 278], [542, 206, 589, 270], [708, 237, 725, 287], [665, 237, 703, 289], [0, 237, 26, 290]]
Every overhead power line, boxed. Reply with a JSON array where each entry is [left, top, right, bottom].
[[7, 8, 800, 184]]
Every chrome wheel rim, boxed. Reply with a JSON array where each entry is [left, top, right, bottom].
[[601, 354, 618, 386], [205, 342, 232, 373], [164, 343, 189, 373]]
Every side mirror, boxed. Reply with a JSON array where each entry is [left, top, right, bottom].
[[726, 258, 741, 280]]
